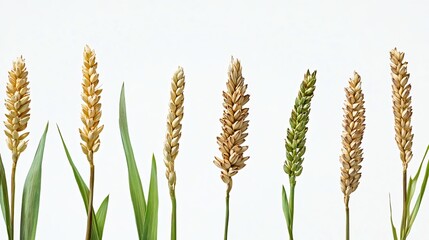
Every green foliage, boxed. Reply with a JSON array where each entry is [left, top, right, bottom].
[[119, 84, 159, 240], [0, 155, 12, 240], [58, 126, 109, 240], [390, 145, 429, 240], [20, 123, 49, 240]]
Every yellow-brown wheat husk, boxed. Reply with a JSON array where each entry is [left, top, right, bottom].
[[5, 56, 31, 164], [340, 72, 366, 205], [390, 48, 413, 169], [79, 45, 104, 163], [164, 66, 185, 195], [214, 58, 250, 193]]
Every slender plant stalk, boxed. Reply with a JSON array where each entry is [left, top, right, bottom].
[[289, 181, 296, 240], [283, 70, 317, 239], [345, 202, 350, 240], [401, 169, 407, 240], [10, 162, 16, 240], [79, 45, 104, 240], [4, 56, 31, 239], [390, 48, 413, 240], [224, 191, 230, 240], [170, 191, 177, 240], [214, 58, 250, 240], [86, 161, 95, 240], [164, 67, 185, 240], [339, 72, 366, 240]]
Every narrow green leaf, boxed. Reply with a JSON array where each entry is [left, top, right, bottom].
[[20, 122, 49, 240], [406, 145, 429, 237], [57, 125, 101, 240], [96, 195, 110, 239], [406, 146, 427, 212], [389, 195, 399, 240], [281, 185, 291, 227], [0, 155, 11, 240], [119, 83, 147, 239], [142, 155, 159, 240]]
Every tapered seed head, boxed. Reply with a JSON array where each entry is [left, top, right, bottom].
[[390, 48, 413, 169], [340, 72, 366, 205], [164, 66, 185, 194], [79, 45, 104, 163], [4, 56, 31, 164], [284, 70, 317, 181], [214, 58, 250, 193]]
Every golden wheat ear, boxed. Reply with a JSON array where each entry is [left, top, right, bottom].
[[5, 56, 31, 164], [390, 48, 413, 169], [214, 57, 250, 193], [164, 66, 185, 195], [340, 72, 366, 205], [79, 45, 104, 163]]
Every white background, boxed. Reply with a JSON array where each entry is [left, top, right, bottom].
[[1, 0, 429, 239]]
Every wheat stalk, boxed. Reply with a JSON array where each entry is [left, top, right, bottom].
[[339, 72, 366, 240], [164, 66, 185, 195], [282, 70, 316, 240], [5, 55, 31, 239], [79, 45, 104, 240], [163, 66, 185, 240], [214, 57, 250, 240], [214, 57, 250, 193], [390, 48, 413, 239]]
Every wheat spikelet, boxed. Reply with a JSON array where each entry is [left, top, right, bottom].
[[214, 57, 250, 192], [79, 45, 104, 163], [340, 72, 366, 205], [164, 66, 185, 194], [390, 48, 413, 169], [284, 70, 317, 181], [4, 56, 31, 164]]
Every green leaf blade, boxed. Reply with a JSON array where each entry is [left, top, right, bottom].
[[57, 126, 101, 240], [389, 195, 399, 240], [407, 145, 429, 237], [0, 155, 11, 240], [96, 195, 110, 239], [20, 122, 49, 240], [119, 84, 146, 239], [142, 155, 159, 240]]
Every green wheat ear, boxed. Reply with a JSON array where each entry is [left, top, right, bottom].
[[284, 70, 317, 181]]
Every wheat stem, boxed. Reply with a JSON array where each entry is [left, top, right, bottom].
[[85, 162, 95, 240], [5, 56, 31, 240], [224, 190, 230, 240], [390, 48, 413, 239], [214, 57, 250, 240], [80, 45, 103, 240]]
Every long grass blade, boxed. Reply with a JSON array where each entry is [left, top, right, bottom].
[[142, 155, 158, 240], [57, 126, 102, 240], [20, 123, 49, 240], [119, 83, 146, 239], [96, 195, 110, 239], [0, 155, 11, 240], [281, 185, 291, 227], [389, 195, 399, 240], [406, 145, 429, 236]]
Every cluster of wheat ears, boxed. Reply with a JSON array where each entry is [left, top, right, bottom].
[[0, 46, 428, 240]]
